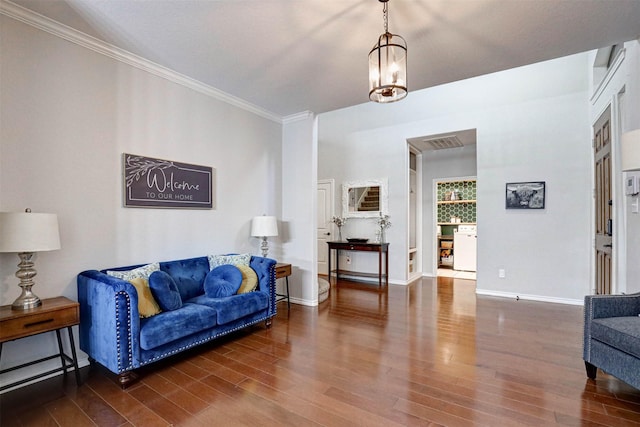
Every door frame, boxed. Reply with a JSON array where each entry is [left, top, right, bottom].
[[590, 95, 626, 294], [407, 144, 423, 281], [432, 175, 477, 277], [589, 45, 628, 295], [317, 178, 335, 276]]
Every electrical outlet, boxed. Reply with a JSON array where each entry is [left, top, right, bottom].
[[498, 269, 506, 278], [346, 256, 351, 264]]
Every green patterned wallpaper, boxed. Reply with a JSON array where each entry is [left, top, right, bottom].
[[437, 180, 477, 224]]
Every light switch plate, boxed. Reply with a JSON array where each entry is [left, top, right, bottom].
[[625, 175, 639, 196]]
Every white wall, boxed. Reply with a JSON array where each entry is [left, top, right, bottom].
[[317, 122, 409, 283], [0, 16, 282, 386], [281, 113, 318, 305], [625, 40, 640, 293], [319, 53, 594, 301]]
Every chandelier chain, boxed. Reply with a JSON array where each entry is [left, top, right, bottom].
[[383, 1, 388, 34]]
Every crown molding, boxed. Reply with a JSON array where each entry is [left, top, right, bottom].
[[282, 111, 315, 124], [0, 0, 284, 124]]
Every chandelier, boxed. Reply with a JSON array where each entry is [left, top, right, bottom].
[[368, 0, 407, 103]]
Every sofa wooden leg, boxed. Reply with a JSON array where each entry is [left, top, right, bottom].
[[585, 361, 597, 380], [265, 318, 272, 328], [117, 371, 138, 389]]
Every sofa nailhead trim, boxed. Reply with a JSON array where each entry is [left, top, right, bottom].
[[115, 291, 134, 372], [139, 314, 273, 366]]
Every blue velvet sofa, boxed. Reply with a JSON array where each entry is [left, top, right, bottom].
[[583, 292, 640, 390], [77, 255, 276, 387]]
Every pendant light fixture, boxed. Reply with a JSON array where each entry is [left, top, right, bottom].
[[369, 0, 407, 103]]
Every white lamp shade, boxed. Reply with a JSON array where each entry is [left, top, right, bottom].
[[621, 129, 640, 171], [251, 216, 278, 237], [0, 211, 61, 252]]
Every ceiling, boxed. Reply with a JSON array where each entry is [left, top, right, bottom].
[[7, 0, 640, 118]]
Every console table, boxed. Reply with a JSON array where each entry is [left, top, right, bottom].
[[327, 241, 389, 286], [0, 296, 80, 391]]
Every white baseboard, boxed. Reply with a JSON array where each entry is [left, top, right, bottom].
[[286, 297, 317, 307], [475, 288, 584, 306]]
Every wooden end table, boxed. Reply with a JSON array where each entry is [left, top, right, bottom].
[[0, 296, 81, 391], [275, 263, 292, 310]]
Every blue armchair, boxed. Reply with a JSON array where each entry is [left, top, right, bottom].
[[583, 292, 640, 389]]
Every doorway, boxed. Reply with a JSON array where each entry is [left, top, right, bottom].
[[407, 128, 478, 280], [435, 177, 477, 280]]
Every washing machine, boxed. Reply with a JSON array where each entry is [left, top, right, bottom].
[[453, 225, 477, 272]]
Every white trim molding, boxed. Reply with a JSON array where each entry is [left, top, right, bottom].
[[0, 0, 283, 124], [282, 111, 314, 124], [475, 288, 583, 306], [590, 47, 626, 105]]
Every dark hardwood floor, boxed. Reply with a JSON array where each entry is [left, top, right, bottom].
[[2, 276, 639, 426]]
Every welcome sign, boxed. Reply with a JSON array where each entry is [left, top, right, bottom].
[[123, 153, 214, 209]]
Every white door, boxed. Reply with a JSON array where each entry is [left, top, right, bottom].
[[317, 179, 334, 275]]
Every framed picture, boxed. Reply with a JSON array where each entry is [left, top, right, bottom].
[[505, 181, 545, 209], [123, 153, 215, 209]]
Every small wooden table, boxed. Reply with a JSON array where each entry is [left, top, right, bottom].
[[0, 296, 81, 391], [275, 263, 292, 310], [327, 241, 389, 286]]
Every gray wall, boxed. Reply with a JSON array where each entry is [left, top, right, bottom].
[[0, 16, 282, 384]]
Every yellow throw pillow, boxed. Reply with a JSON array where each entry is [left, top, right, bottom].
[[129, 277, 162, 318], [236, 264, 258, 294]]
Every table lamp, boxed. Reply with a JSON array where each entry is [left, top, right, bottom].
[[0, 209, 61, 310], [251, 215, 278, 257]]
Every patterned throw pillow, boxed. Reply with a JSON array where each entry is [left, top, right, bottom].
[[106, 262, 160, 281], [106, 263, 162, 318], [207, 253, 251, 270], [236, 264, 259, 294]]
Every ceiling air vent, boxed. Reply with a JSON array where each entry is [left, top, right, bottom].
[[423, 135, 463, 150]]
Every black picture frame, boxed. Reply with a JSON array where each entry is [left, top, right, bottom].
[[505, 181, 545, 209]]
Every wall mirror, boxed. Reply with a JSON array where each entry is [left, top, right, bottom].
[[342, 178, 388, 218]]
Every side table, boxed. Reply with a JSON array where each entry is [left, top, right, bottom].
[[275, 263, 292, 310], [327, 241, 389, 286], [0, 296, 81, 391]]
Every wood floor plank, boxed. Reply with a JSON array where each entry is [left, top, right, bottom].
[[45, 396, 97, 427], [127, 384, 192, 426], [85, 375, 171, 427], [2, 276, 639, 426], [237, 377, 354, 426], [64, 380, 129, 427]]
